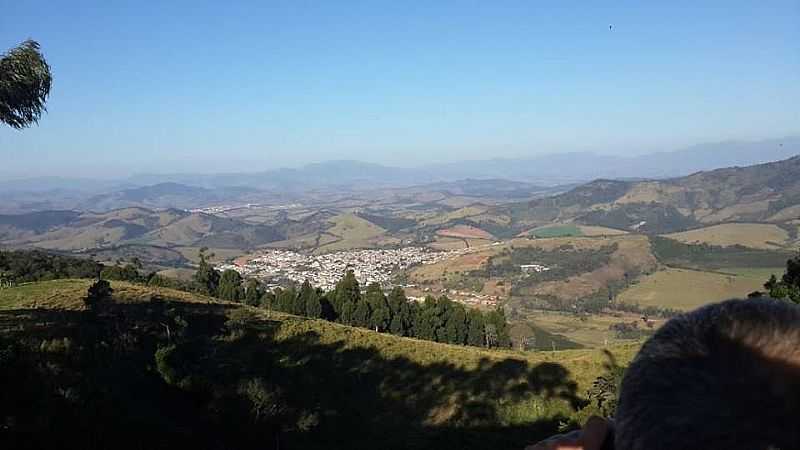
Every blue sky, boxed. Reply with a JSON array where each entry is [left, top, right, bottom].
[[1, 1, 798, 177]]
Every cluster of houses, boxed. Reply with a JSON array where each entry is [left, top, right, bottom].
[[218, 247, 461, 291]]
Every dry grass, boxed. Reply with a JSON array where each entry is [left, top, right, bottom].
[[527, 310, 654, 349], [0, 278, 639, 397], [577, 225, 628, 236], [436, 225, 494, 240], [314, 213, 387, 253], [420, 206, 487, 226], [616, 267, 781, 310], [664, 223, 789, 249]]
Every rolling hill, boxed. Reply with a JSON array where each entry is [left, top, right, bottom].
[[0, 278, 637, 449], [488, 154, 800, 236], [0, 207, 287, 269]]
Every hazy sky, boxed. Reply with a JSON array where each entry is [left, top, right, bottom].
[[1, 1, 798, 178]]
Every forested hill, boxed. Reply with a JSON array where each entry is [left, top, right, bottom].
[[0, 277, 635, 449], [497, 154, 800, 235]]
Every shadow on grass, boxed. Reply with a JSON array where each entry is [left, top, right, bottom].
[[0, 299, 587, 450]]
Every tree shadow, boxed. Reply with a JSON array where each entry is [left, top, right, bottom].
[[0, 299, 588, 450]]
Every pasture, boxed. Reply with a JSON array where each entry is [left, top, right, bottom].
[[616, 267, 781, 311], [664, 223, 790, 249]]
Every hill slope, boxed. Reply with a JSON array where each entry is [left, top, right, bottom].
[[497, 154, 800, 235], [0, 279, 635, 449]]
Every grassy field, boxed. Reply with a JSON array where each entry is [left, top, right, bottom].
[[175, 246, 245, 264], [420, 206, 488, 226], [525, 310, 653, 349], [616, 267, 781, 310], [664, 223, 790, 249], [577, 225, 628, 237], [529, 224, 583, 238], [0, 279, 638, 448], [313, 213, 387, 253]]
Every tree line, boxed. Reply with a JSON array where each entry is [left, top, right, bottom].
[[190, 250, 511, 349], [0, 248, 510, 349]]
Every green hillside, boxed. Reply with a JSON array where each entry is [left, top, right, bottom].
[[0, 279, 636, 449]]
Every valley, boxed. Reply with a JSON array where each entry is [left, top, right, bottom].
[[3, 155, 799, 352]]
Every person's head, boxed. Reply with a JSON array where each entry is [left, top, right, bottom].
[[615, 298, 800, 450]]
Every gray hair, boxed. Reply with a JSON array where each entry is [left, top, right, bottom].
[[615, 298, 800, 450]]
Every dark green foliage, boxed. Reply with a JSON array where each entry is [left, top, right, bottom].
[[608, 321, 652, 340], [0, 40, 52, 129], [193, 247, 220, 296], [218, 269, 244, 302], [483, 244, 617, 285], [333, 270, 360, 323], [0, 249, 102, 282], [763, 252, 800, 304], [578, 202, 698, 234], [84, 279, 113, 311], [444, 303, 468, 345], [101, 263, 144, 283], [365, 283, 390, 331], [299, 280, 322, 318], [485, 308, 511, 348], [244, 279, 262, 306], [466, 309, 485, 347], [0, 300, 582, 449], [356, 212, 417, 232], [586, 350, 626, 417], [650, 236, 793, 270]]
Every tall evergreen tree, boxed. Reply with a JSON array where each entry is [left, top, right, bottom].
[[485, 308, 511, 348], [333, 270, 361, 323], [193, 247, 220, 296], [299, 280, 322, 318], [444, 303, 468, 345], [244, 278, 262, 306], [218, 269, 245, 302], [466, 309, 486, 347], [365, 283, 390, 331], [353, 300, 372, 328]]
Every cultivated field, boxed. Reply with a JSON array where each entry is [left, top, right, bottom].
[[525, 310, 655, 349], [616, 267, 781, 311], [664, 223, 790, 249]]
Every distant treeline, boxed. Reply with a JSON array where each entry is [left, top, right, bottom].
[[650, 236, 793, 270], [0, 250, 102, 283]]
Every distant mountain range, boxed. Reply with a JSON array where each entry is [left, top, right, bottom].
[[123, 136, 800, 188], [0, 136, 797, 214]]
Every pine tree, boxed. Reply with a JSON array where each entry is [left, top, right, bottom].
[[466, 309, 485, 347], [193, 247, 220, 296], [333, 270, 361, 323], [444, 303, 468, 345], [353, 300, 372, 328], [299, 281, 322, 318], [389, 314, 404, 336], [244, 279, 262, 306], [365, 283, 390, 331], [218, 269, 245, 302]]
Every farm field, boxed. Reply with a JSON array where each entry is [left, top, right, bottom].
[[664, 223, 790, 249], [529, 224, 583, 238], [525, 310, 654, 349], [616, 267, 782, 311]]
